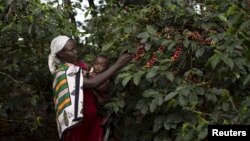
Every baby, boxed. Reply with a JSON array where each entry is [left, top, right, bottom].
[[89, 55, 112, 125]]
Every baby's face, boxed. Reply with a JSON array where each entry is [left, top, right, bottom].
[[93, 57, 108, 73]]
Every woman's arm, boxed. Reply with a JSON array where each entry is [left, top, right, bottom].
[[83, 53, 131, 88], [95, 81, 108, 93]]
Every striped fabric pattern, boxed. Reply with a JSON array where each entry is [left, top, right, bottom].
[[52, 63, 84, 138], [53, 64, 72, 116]]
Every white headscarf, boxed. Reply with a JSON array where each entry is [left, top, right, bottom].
[[48, 35, 70, 74]]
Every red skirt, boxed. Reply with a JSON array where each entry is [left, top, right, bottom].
[[63, 89, 103, 141], [63, 62, 103, 141]]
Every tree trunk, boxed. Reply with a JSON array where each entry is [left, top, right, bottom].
[[87, 0, 97, 17], [247, 0, 250, 9], [88, 0, 96, 9], [2, 0, 17, 23]]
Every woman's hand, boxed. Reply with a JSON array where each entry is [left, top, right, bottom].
[[114, 53, 132, 69], [83, 53, 132, 88]]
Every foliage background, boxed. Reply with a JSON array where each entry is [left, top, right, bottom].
[[0, 0, 250, 140]]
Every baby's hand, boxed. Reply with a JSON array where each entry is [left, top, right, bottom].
[[82, 70, 88, 77]]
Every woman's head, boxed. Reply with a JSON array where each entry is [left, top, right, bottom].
[[48, 35, 78, 74], [56, 39, 78, 64]]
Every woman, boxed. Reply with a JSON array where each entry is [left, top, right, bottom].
[[48, 35, 131, 141]]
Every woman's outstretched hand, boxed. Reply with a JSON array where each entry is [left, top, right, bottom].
[[115, 53, 133, 69], [83, 53, 132, 88]]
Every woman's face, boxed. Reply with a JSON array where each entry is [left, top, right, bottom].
[[57, 39, 78, 64]]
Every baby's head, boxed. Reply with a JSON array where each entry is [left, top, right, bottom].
[[93, 55, 109, 73]]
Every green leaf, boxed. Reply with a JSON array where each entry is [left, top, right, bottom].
[[153, 136, 162, 141], [222, 102, 229, 111], [206, 53, 221, 69], [218, 14, 227, 22], [183, 130, 194, 141], [141, 37, 148, 43], [150, 101, 157, 112], [0, 5, 4, 11], [162, 40, 171, 46], [165, 71, 174, 82], [31, 95, 38, 106], [141, 105, 148, 115], [197, 128, 207, 140], [222, 57, 234, 70], [167, 99, 177, 109], [158, 96, 164, 106], [84, 10, 90, 17], [133, 71, 146, 86], [186, 7, 195, 14], [228, 12, 243, 28], [136, 100, 146, 109], [0, 106, 7, 118], [178, 95, 187, 106], [164, 122, 170, 130], [145, 43, 152, 51], [104, 102, 114, 109], [137, 32, 150, 39], [124, 26, 132, 33], [153, 116, 164, 132], [146, 25, 156, 35], [102, 43, 113, 51], [122, 75, 133, 87], [113, 106, 119, 113], [28, 25, 33, 35], [240, 20, 250, 31], [111, 27, 122, 33], [151, 96, 164, 110], [117, 73, 130, 78], [188, 94, 198, 103], [243, 74, 250, 86], [205, 93, 217, 102], [136, 99, 148, 115], [1, 23, 12, 32], [142, 89, 160, 98], [225, 5, 237, 17], [242, 97, 250, 107], [195, 47, 204, 58], [167, 42, 176, 50], [196, 87, 204, 95], [146, 68, 158, 80], [183, 38, 189, 47], [179, 87, 190, 96], [194, 68, 204, 76], [164, 92, 178, 102], [116, 99, 125, 108], [28, 16, 34, 23]]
